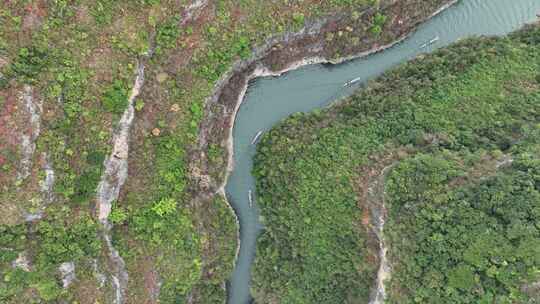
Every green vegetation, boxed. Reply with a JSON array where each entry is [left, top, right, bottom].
[[386, 146, 540, 303], [370, 12, 387, 35], [0, 207, 101, 302], [0, 0, 453, 302], [91, 0, 116, 25], [8, 47, 49, 83], [109, 0, 412, 302], [252, 24, 540, 303], [102, 80, 129, 114], [35, 210, 101, 266], [155, 15, 181, 55]]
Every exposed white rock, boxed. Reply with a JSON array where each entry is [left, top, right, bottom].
[[496, 155, 514, 168], [59, 261, 76, 288], [92, 259, 107, 288], [104, 233, 128, 304], [369, 164, 395, 304], [96, 63, 144, 222], [18, 85, 43, 181], [41, 153, 55, 202], [24, 212, 43, 222], [95, 61, 145, 304], [25, 153, 55, 222], [371, 213, 391, 304], [12, 251, 31, 272], [182, 0, 208, 24]]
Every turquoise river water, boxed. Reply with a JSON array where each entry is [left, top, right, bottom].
[[225, 1, 540, 303]]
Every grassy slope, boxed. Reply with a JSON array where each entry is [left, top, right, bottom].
[[252, 24, 540, 303]]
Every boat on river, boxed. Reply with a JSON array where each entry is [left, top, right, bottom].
[[343, 76, 362, 87], [251, 130, 263, 145], [248, 190, 253, 207], [420, 36, 440, 48]]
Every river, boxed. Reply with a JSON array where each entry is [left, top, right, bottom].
[[225, 1, 540, 303]]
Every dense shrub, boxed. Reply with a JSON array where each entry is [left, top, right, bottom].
[[71, 168, 101, 203], [36, 213, 101, 266], [386, 151, 540, 303], [102, 80, 129, 114], [0, 211, 101, 302], [155, 16, 181, 54], [7, 46, 50, 83], [252, 24, 540, 303]]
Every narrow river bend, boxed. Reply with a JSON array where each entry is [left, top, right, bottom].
[[225, 1, 540, 303]]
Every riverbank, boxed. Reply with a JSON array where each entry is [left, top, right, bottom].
[[3, 1, 534, 303], [195, 0, 456, 301], [199, 0, 457, 191], [1, 2, 376, 303], [251, 22, 540, 303]]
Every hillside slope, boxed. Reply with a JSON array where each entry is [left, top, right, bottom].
[[0, 0, 452, 303], [253, 23, 540, 303]]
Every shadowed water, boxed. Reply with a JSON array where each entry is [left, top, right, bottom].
[[226, 1, 540, 303]]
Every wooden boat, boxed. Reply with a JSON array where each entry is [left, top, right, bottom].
[[343, 76, 362, 87], [251, 130, 263, 145], [420, 36, 440, 48]]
